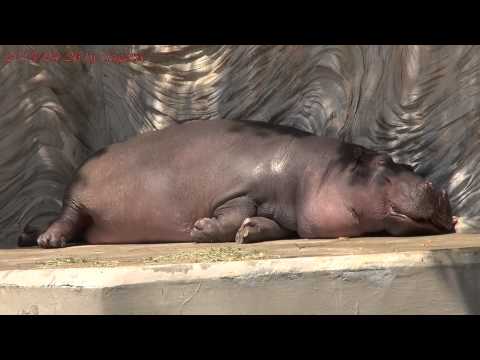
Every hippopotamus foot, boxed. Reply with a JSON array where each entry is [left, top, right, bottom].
[[36, 201, 91, 248], [191, 218, 224, 243], [235, 217, 295, 244], [190, 196, 257, 243], [37, 223, 70, 248]]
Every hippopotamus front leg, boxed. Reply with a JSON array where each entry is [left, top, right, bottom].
[[235, 217, 295, 244], [190, 196, 257, 243]]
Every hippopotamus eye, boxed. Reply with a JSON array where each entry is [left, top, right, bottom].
[[376, 154, 392, 166], [382, 175, 392, 185]]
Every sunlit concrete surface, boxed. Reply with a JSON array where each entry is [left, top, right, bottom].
[[1, 234, 480, 314]]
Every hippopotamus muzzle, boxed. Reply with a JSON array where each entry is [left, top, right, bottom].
[[385, 177, 455, 236]]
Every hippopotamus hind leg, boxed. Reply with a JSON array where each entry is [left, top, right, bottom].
[[235, 217, 295, 244], [36, 200, 91, 248], [190, 196, 256, 243]]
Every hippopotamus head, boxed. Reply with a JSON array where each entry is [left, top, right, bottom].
[[362, 152, 455, 236]]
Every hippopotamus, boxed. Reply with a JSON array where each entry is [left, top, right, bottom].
[[18, 119, 455, 249]]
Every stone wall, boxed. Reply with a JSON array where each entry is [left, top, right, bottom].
[[1, 45, 479, 247]]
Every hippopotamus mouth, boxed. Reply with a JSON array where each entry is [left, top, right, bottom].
[[389, 207, 454, 234], [388, 188, 456, 235]]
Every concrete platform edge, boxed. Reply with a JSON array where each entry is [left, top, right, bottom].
[[2, 248, 480, 314]]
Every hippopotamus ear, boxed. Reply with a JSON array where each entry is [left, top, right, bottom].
[[401, 163, 415, 172], [393, 161, 415, 172], [376, 153, 415, 172]]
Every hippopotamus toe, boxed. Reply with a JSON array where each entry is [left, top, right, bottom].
[[37, 231, 67, 249], [235, 217, 294, 244], [235, 218, 255, 244]]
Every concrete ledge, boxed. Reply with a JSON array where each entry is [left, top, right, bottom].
[[1, 234, 480, 314]]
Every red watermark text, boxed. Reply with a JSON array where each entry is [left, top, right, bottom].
[[4, 50, 145, 65]]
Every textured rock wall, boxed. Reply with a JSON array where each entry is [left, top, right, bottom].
[[1, 45, 479, 247]]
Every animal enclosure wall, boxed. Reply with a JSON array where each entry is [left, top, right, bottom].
[[1, 45, 479, 247]]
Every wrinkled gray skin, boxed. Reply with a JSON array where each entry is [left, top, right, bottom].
[[18, 120, 455, 248]]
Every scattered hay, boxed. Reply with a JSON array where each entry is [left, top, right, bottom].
[[143, 246, 269, 265], [36, 257, 120, 268], [35, 247, 271, 268]]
